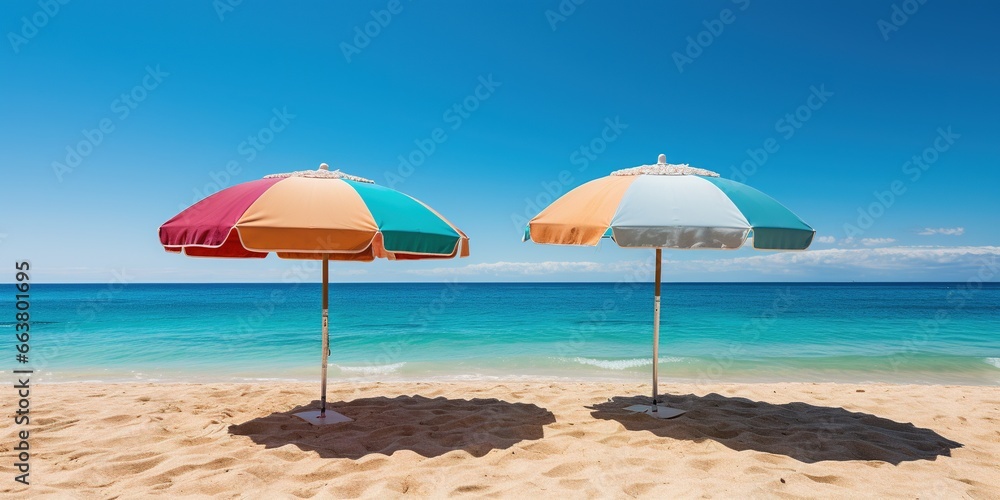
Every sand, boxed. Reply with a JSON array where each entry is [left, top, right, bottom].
[[2, 380, 998, 498]]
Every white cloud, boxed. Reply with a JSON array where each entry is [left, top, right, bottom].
[[918, 227, 965, 236], [406, 260, 645, 276], [815, 236, 836, 244], [404, 247, 1000, 279], [670, 246, 1000, 274], [861, 237, 896, 246]]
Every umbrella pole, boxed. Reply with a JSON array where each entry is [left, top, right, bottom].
[[294, 255, 352, 425], [320, 255, 330, 417], [652, 248, 661, 410], [622, 248, 684, 418]]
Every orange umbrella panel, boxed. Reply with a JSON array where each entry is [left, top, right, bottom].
[[159, 168, 469, 260]]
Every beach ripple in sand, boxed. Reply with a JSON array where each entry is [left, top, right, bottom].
[[3, 382, 998, 498]]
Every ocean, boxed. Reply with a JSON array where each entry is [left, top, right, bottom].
[[8, 283, 1000, 385]]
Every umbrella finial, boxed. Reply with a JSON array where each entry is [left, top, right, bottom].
[[265, 166, 375, 183], [611, 155, 720, 177]]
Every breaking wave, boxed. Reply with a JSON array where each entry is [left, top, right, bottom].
[[564, 357, 685, 370]]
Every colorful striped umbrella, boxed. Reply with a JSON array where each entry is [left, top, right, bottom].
[[525, 154, 813, 418], [159, 163, 468, 424]]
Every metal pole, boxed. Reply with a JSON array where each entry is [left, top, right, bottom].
[[652, 248, 662, 411], [320, 255, 329, 417]]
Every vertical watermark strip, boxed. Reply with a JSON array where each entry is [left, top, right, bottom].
[[12, 260, 33, 486]]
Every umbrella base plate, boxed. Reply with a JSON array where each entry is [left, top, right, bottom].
[[624, 404, 686, 419], [294, 409, 353, 425]]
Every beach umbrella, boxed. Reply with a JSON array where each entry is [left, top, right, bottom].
[[524, 154, 813, 418], [159, 163, 469, 424]]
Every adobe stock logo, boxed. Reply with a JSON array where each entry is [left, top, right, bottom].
[[52, 65, 169, 182], [842, 127, 959, 240], [672, 0, 751, 74], [384, 75, 501, 188], [545, 0, 586, 31], [728, 85, 833, 184], [179, 107, 296, 212], [340, 0, 412, 63], [7, 0, 71, 54], [509, 117, 627, 235], [877, 0, 928, 41]]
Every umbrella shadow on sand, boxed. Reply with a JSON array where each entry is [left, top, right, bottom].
[[588, 393, 962, 464], [229, 395, 556, 460]]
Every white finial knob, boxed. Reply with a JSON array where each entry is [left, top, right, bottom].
[[318, 163, 330, 171], [657, 154, 666, 164]]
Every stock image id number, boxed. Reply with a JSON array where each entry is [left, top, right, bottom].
[[15, 262, 30, 364]]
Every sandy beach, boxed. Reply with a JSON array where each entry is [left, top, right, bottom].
[[2, 380, 998, 498]]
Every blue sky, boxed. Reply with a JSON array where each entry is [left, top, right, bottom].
[[1, 1, 998, 283]]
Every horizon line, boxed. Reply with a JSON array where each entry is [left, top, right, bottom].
[[15, 280, 995, 286]]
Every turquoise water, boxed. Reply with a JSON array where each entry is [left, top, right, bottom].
[[6, 283, 1000, 385]]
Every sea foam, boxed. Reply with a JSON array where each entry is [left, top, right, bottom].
[[567, 357, 684, 370], [335, 362, 406, 376]]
